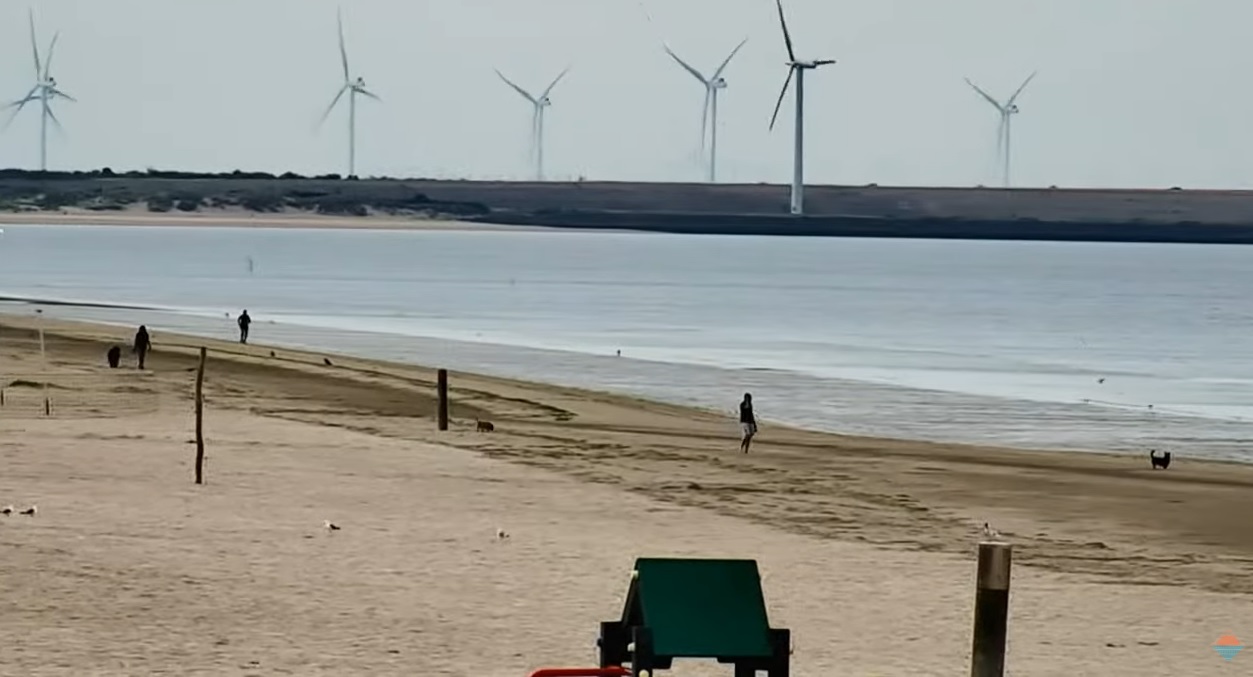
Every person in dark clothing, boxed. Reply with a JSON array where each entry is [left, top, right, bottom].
[[133, 325, 151, 370], [106, 345, 121, 368], [739, 392, 757, 454], [238, 310, 252, 344]]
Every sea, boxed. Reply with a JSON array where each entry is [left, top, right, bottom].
[[2, 223, 1252, 463]]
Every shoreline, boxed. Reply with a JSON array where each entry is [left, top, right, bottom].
[[0, 208, 553, 231], [4, 312, 1253, 598]]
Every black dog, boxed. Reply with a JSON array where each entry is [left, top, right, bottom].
[[476, 420, 495, 433], [1149, 449, 1172, 470]]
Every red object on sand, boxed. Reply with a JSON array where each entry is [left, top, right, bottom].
[[528, 668, 629, 677]]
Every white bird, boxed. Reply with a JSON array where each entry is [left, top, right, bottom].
[[20, 505, 37, 516], [496, 527, 510, 540], [982, 522, 1001, 541], [1, 505, 13, 515], [323, 520, 340, 531]]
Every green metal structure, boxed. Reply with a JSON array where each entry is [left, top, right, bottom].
[[597, 558, 790, 676]]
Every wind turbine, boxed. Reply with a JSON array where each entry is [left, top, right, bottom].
[[3, 10, 76, 172], [663, 38, 748, 183], [767, 0, 834, 215], [965, 72, 1037, 188], [494, 68, 569, 181], [318, 9, 380, 178]]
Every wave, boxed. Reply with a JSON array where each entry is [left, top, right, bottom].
[[0, 292, 225, 318]]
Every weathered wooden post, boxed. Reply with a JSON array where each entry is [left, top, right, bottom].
[[436, 368, 449, 431], [37, 309, 49, 416], [194, 347, 207, 485], [970, 540, 1012, 677]]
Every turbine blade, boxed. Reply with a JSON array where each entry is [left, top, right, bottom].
[[711, 37, 749, 81], [663, 45, 708, 85], [49, 87, 76, 103], [996, 114, 1005, 158], [1006, 70, 1037, 107], [43, 32, 59, 82], [337, 9, 350, 82], [541, 67, 570, 99], [773, 0, 797, 63], [495, 69, 538, 104], [6, 86, 41, 108], [45, 105, 63, 132], [359, 88, 381, 102], [700, 88, 711, 155], [28, 10, 42, 80], [768, 67, 795, 132], [530, 106, 540, 161], [1, 92, 37, 132], [964, 78, 1003, 111], [317, 85, 348, 128]]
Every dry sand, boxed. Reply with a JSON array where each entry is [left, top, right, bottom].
[[1, 316, 1251, 676]]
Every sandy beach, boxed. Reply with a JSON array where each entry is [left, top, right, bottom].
[[0, 207, 541, 231], [1, 315, 1251, 676]]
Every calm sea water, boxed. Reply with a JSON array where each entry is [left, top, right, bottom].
[[2, 223, 1252, 462]]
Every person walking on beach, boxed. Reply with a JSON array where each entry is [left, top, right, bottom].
[[133, 325, 151, 370], [739, 392, 757, 453], [237, 310, 252, 344]]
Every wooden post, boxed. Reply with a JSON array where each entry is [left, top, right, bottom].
[[194, 347, 206, 485], [37, 309, 48, 417], [970, 541, 1012, 677], [436, 368, 449, 431]]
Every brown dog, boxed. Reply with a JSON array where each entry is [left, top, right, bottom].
[[476, 420, 495, 433]]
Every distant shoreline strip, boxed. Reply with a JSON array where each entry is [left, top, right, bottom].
[[0, 295, 166, 312]]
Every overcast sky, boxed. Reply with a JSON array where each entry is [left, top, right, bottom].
[[1, 0, 1250, 188]]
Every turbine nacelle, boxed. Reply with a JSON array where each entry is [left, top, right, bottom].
[[789, 59, 836, 70], [538, 96, 552, 107], [710, 77, 728, 90]]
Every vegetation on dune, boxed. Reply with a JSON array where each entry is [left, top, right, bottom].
[[0, 167, 491, 219]]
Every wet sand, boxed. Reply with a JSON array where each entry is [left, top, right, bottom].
[[1, 315, 1250, 675]]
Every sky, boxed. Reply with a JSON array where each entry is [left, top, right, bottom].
[[1, 0, 1251, 189]]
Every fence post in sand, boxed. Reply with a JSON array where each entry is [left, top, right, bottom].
[[970, 540, 1012, 677], [194, 347, 207, 485], [436, 369, 449, 431]]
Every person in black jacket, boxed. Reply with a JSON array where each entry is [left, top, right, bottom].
[[237, 310, 252, 344], [739, 393, 757, 454], [133, 325, 151, 370]]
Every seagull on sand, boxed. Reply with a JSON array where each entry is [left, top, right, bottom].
[[323, 358, 334, 367], [19, 505, 36, 516], [323, 520, 341, 531], [496, 527, 510, 540], [1, 505, 14, 515]]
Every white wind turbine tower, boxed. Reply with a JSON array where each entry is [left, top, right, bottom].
[[318, 9, 380, 178], [767, 0, 835, 215], [3, 10, 76, 172], [663, 38, 748, 183], [494, 68, 569, 181], [965, 72, 1037, 188]]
